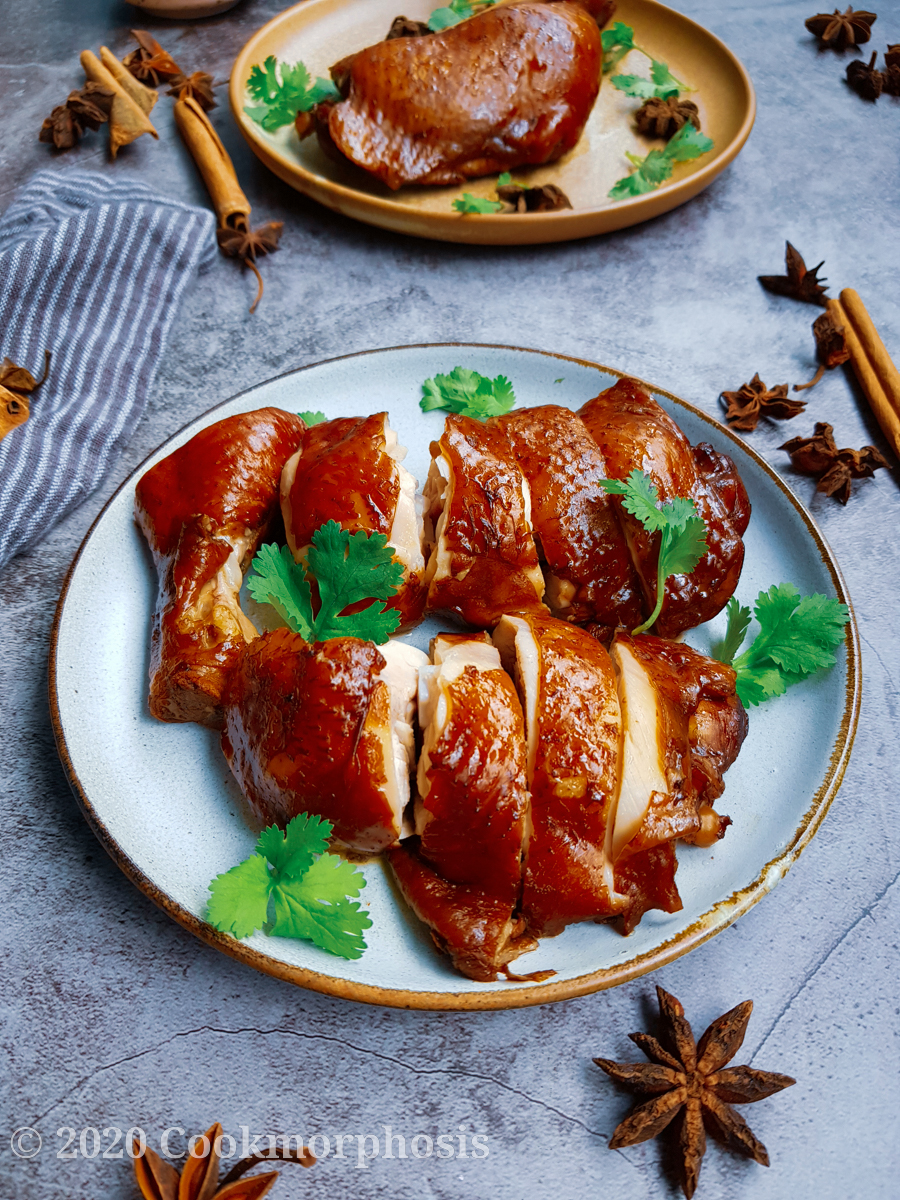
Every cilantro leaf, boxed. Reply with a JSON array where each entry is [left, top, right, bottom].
[[611, 73, 661, 99], [206, 814, 371, 959], [248, 522, 403, 644], [611, 58, 686, 100], [715, 596, 752, 665], [246, 543, 314, 638], [207, 854, 272, 940], [650, 59, 687, 95], [600, 470, 708, 634], [453, 192, 504, 214], [608, 123, 713, 200], [244, 55, 340, 132], [271, 855, 371, 959], [420, 366, 516, 419], [717, 584, 850, 707], [602, 21, 636, 73], [497, 171, 514, 187], [298, 410, 326, 426], [428, 0, 496, 32]]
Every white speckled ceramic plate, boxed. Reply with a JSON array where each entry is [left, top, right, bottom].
[[230, 0, 756, 244], [50, 345, 859, 1010]]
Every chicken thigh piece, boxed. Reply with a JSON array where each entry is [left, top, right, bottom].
[[319, 0, 613, 190], [280, 412, 427, 628], [222, 629, 427, 854], [134, 408, 306, 727], [495, 406, 643, 629], [579, 378, 749, 637], [493, 612, 626, 937], [423, 414, 545, 626]]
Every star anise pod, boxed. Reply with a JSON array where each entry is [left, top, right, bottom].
[[781, 421, 889, 503], [167, 70, 217, 111], [886, 43, 900, 67], [497, 183, 572, 212], [759, 241, 829, 307], [883, 62, 900, 94], [217, 220, 284, 314], [794, 309, 851, 391], [38, 84, 114, 149], [123, 30, 184, 86], [134, 1121, 314, 1200], [594, 987, 795, 1199], [721, 373, 806, 431], [847, 51, 884, 99], [635, 96, 700, 139], [0, 350, 51, 445], [386, 15, 432, 38], [805, 6, 877, 50]]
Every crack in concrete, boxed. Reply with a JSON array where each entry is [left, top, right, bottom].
[[860, 632, 899, 699], [33, 1025, 608, 1140], [750, 865, 900, 1063]]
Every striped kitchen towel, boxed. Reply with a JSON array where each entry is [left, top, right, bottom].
[[0, 170, 217, 571]]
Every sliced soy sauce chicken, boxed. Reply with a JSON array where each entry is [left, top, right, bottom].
[[134, 408, 305, 727], [609, 632, 747, 864], [281, 412, 426, 628], [494, 406, 643, 629], [222, 629, 427, 854], [493, 612, 626, 937], [315, 0, 614, 190], [388, 633, 534, 979], [423, 414, 545, 626], [579, 378, 749, 637]]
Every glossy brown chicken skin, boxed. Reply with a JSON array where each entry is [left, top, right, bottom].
[[324, 1, 609, 190], [495, 406, 643, 629], [424, 414, 546, 626], [134, 408, 305, 727], [612, 841, 683, 936], [494, 613, 625, 938], [387, 840, 538, 982], [281, 413, 426, 628], [611, 632, 747, 859], [222, 629, 404, 854], [579, 378, 749, 637]]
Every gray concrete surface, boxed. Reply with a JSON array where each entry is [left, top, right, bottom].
[[2, 1, 899, 1197]]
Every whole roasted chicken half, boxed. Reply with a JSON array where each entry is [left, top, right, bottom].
[[305, 0, 616, 190]]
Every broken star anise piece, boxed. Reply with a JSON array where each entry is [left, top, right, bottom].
[[167, 70, 217, 111], [123, 30, 184, 87], [594, 986, 795, 1200], [883, 62, 900, 94], [217, 220, 284, 314], [781, 421, 889, 503], [805, 6, 877, 50], [134, 1120, 314, 1200], [0, 350, 51, 445], [497, 183, 572, 213], [721, 373, 806, 431], [38, 84, 114, 150], [886, 43, 900, 67], [759, 241, 829, 307], [386, 15, 432, 38], [794, 309, 851, 391], [635, 96, 700, 139], [847, 52, 884, 99]]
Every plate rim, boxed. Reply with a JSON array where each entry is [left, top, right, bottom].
[[228, 0, 757, 246], [49, 342, 861, 1011]]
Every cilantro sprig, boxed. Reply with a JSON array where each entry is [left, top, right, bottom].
[[298, 410, 326, 426], [600, 470, 708, 635], [715, 586, 849, 707], [609, 123, 714, 199], [428, 0, 496, 32], [420, 366, 516, 419], [453, 192, 503, 214], [611, 58, 688, 100], [244, 56, 340, 132], [247, 521, 403, 644], [207, 814, 371, 959], [602, 21, 690, 91]]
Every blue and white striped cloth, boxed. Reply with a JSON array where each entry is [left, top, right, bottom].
[[0, 170, 217, 571]]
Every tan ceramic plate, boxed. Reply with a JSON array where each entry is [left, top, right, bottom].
[[50, 345, 858, 1011], [229, 0, 756, 245]]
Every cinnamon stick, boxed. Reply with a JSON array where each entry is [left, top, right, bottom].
[[80, 49, 158, 157], [173, 96, 251, 231], [830, 292, 900, 460]]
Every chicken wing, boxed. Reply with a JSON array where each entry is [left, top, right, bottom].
[[222, 630, 427, 854], [495, 405, 643, 629], [318, 0, 612, 190], [579, 378, 748, 637], [423, 414, 545, 626], [134, 407, 305, 727], [281, 412, 426, 628]]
